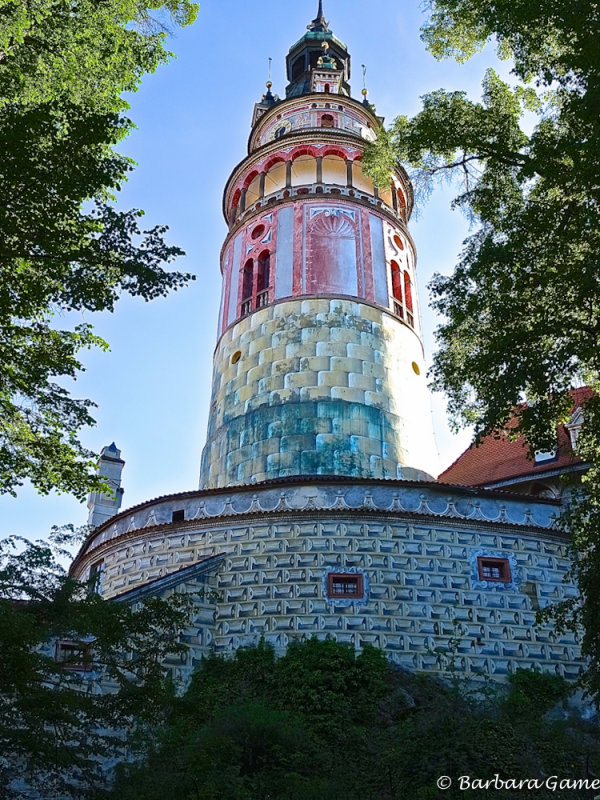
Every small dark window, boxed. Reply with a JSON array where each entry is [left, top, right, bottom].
[[251, 224, 266, 240], [241, 259, 253, 316], [55, 641, 93, 671], [327, 573, 363, 598], [88, 560, 104, 595], [324, 83, 330, 93], [274, 127, 287, 139], [477, 557, 511, 583], [172, 509, 185, 523], [321, 113, 335, 128]]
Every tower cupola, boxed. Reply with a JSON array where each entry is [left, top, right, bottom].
[[285, 1, 351, 98]]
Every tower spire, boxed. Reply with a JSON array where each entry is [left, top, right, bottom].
[[308, 0, 329, 32]]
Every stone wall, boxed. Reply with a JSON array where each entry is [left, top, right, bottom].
[[201, 298, 438, 487], [71, 481, 581, 682]]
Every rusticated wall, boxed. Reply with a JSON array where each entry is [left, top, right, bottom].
[[200, 297, 438, 487], [71, 481, 582, 683]]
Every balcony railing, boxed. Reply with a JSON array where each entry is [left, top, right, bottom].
[[241, 298, 252, 316], [257, 290, 269, 308]]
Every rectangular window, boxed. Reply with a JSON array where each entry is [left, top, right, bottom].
[[534, 449, 557, 464], [327, 573, 363, 599], [89, 559, 105, 595], [477, 557, 511, 583], [55, 640, 93, 671], [172, 509, 185, 523]]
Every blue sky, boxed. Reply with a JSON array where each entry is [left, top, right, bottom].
[[1, 0, 511, 541]]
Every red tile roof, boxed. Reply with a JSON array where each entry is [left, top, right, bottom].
[[439, 387, 593, 487]]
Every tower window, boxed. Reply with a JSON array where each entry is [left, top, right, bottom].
[[240, 254, 271, 317], [256, 251, 270, 307], [404, 271, 414, 327], [324, 83, 330, 93], [320, 113, 335, 128], [389, 262, 415, 328], [241, 259, 253, 316], [172, 509, 185, 523], [327, 573, 364, 599], [274, 126, 287, 140], [390, 260, 403, 319], [477, 557, 511, 583]]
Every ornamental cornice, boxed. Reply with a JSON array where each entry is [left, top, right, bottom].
[[248, 92, 382, 152], [70, 480, 565, 574]]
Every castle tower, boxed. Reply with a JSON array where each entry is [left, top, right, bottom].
[[71, 6, 582, 685], [199, 4, 439, 489]]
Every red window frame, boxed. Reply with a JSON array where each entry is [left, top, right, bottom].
[[327, 573, 364, 599], [477, 556, 511, 583]]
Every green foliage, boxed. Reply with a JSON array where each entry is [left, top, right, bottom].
[[0, 526, 195, 799], [106, 640, 600, 800], [365, 0, 600, 700], [503, 669, 572, 720], [0, 0, 197, 497]]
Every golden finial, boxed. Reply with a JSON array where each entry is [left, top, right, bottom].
[[361, 64, 368, 97]]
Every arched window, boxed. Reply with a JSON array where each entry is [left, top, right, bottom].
[[241, 259, 253, 316], [352, 161, 374, 194], [240, 253, 271, 317], [390, 260, 403, 318], [264, 161, 286, 194], [291, 154, 317, 187], [324, 83, 330, 94], [404, 271, 414, 327], [257, 252, 270, 308], [321, 113, 335, 128], [274, 126, 287, 139], [321, 154, 346, 186]]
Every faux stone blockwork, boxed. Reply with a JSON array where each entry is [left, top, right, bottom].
[[80, 508, 582, 682], [200, 298, 438, 487], [113, 564, 220, 687]]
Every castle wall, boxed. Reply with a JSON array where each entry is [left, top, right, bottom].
[[71, 482, 582, 683]]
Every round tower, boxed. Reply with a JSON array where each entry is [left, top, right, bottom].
[[70, 6, 583, 685], [199, 7, 438, 489]]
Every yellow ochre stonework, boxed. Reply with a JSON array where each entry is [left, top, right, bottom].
[[200, 298, 438, 488]]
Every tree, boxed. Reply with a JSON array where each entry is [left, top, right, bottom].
[[0, 0, 198, 498], [106, 639, 600, 800], [0, 526, 195, 799], [364, 0, 600, 702]]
